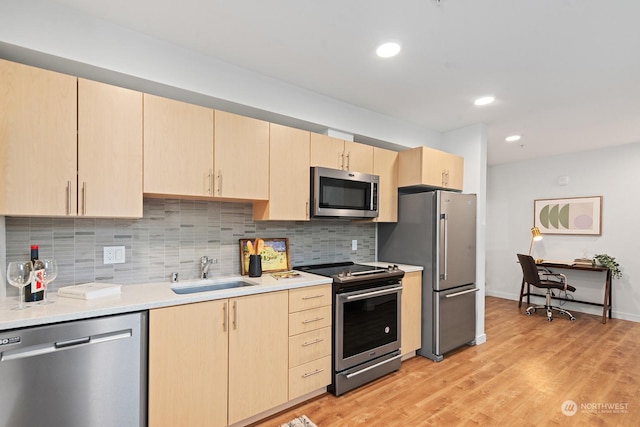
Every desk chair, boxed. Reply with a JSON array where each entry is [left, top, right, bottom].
[[517, 253, 577, 322]]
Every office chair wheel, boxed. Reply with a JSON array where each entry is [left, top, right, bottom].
[[547, 317, 553, 322], [570, 316, 576, 321], [525, 310, 532, 316]]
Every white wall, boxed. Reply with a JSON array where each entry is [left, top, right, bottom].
[[486, 142, 640, 322], [0, 0, 440, 150], [443, 124, 488, 343]]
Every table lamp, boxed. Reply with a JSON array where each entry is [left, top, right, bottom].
[[529, 226, 542, 255]]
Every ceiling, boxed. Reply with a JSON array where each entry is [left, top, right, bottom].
[[48, 0, 640, 165]]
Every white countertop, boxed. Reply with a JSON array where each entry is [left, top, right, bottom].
[[0, 261, 422, 331]]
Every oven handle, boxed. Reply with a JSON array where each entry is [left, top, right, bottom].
[[344, 286, 402, 301], [344, 354, 403, 379]]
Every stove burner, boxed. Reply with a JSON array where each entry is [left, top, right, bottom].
[[294, 262, 404, 289]]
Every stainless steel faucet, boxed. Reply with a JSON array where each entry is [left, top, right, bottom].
[[201, 256, 215, 279]]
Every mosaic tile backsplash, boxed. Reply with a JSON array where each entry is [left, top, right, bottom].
[[4, 198, 376, 292]]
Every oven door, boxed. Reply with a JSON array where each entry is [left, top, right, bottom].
[[335, 283, 402, 372]]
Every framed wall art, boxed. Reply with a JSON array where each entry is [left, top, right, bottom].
[[533, 196, 602, 235], [239, 237, 290, 275]]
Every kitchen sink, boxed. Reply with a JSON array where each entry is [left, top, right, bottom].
[[171, 278, 256, 294]]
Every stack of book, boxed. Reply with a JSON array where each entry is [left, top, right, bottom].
[[573, 258, 595, 267]]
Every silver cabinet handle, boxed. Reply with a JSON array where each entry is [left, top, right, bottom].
[[345, 152, 350, 170], [222, 302, 227, 332], [82, 181, 87, 215], [302, 294, 325, 300], [339, 152, 344, 170], [344, 354, 402, 379], [232, 300, 237, 329], [302, 368, 324, 378], [444, 288, 479, 298], [208, 169, 213, 196], [66, 180, 71, 215], [302, 317, 324, 324], [302, 338, 324, 347], [216, 169, 222, 195]]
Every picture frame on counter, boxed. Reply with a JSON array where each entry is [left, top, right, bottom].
[[239, 237, 290, 275]]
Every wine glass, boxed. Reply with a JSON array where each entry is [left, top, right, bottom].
[[39, 259, 58, 305], [7, 261, 34, 310]]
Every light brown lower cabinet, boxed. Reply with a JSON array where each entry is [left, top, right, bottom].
[[401, 271, 423, 356], [148, 300, 228, 427], [288, 285, 332, 400], [148, 291, 289, 427]]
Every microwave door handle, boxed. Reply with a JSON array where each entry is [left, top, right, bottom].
[[370, 182, 374, 210]]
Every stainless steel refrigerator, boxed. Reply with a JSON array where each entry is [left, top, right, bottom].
[[378, 190, 477, 362]]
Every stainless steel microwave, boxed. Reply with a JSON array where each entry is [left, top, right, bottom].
[[311, 167, 379, 219]]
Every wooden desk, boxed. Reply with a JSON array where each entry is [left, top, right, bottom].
[[519, 262, 612, 324]]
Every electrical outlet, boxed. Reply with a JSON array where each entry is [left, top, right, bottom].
[[104, 246, 126, 264], [351, 240, 358, 251]]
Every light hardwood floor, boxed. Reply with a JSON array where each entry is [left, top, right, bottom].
[[255, 296, 640, 426]]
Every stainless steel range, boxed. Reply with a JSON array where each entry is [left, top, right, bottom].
[[294, 262, 404, 396]]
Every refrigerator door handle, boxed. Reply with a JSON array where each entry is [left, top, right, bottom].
[[444, 288, 480, 298], [440, 213, 448, 280]]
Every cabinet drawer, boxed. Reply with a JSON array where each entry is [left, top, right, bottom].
[[289, 306, 331, 336], [289, 326, 331, 368], [289, 355, 331, 400], [289, 284, 332, 313]]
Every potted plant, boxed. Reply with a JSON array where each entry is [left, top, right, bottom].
[[593, 254, 622, 279]]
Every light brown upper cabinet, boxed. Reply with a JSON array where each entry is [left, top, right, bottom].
[[78, 79, 143, 217], [1, 60, 142, 218], [0, 59, 77, 216], [373, 147, 399, 222], [398, 146, 464, 191], [213, 111, 269, 200], [309, 133, 374, 174], [143, 93, 214, 198], [253, 124, 310, 221]]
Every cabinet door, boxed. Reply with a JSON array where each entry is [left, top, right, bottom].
[[401, 271, 422, 355], [78, 79, 143, 217], [149, 300, 228, 427], [443, 153, 464, 191], [228, 291, 288, 424], [254, 124, 310, 220], [344, 141, 374, 174], [214, 110, 269, 200], [373, 147, 398, 222], [0, 59, 77, 216], [398, 146, 464, 190], [309, 133, 344, 169], [143, 93, 214, 197]]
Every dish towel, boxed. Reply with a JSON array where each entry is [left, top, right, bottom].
[[280, 415, 318, 427]]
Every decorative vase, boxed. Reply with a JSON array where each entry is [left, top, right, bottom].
[[248, 254, 262, 277]]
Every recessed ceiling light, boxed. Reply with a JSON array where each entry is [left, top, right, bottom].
[[376, 42, 401, 58], [474, 96, 495, 106], [505, 135, 521, 142]]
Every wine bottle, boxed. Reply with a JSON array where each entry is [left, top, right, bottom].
[[25, 245, 45, 302]]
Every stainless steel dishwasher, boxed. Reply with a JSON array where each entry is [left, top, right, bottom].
[[0, 312, 147, 427]]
